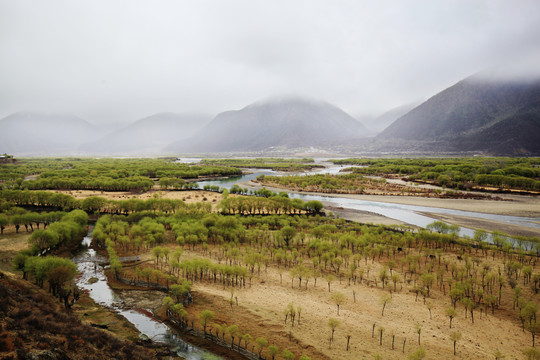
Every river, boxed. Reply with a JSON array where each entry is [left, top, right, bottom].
[[196, 166, 540, 240], [72, 228, 222, 360]]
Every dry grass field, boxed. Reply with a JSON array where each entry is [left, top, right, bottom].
[[114, 241, 535, 360]]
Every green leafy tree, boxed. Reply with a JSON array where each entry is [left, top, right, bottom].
[[331, 292, 346, 315], [328, 318, 340, 344], [268, 344, 279, 360], [380, 293, 392, 316], [198, 310, 214, 334], [445, 308, 457, 328], [408, 347, 426, 360], [282, 349, 294, 360], [255, 337, 268, 357], [450, 331, 462, 356]]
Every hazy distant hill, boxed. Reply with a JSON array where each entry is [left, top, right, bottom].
[[168, 97, 368, 153], [361, 102, 421, 134], [81, 113, 211, 155], [0, 112, 102, 155], [378, 74, 540, 155]]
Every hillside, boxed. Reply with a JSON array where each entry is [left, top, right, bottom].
[[167, 97, 368, 153], [378, 74, 540, 155], [0, 112, 103, 155], [0, 272, 154, 360], [80, 112, 211, 155]]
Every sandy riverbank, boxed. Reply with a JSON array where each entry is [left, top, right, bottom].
[[240, 181, 540, 237]]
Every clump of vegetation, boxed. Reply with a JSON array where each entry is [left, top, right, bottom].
[[200, 158, 322, 171], [333, 157, 540, 192]]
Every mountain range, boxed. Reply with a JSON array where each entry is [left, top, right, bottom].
[[80, 113, 211, 155], [378, 74, 540, 155], [1, 70, 539, 156], [166, 97, 368, 153], [0, 112, 103, 154]]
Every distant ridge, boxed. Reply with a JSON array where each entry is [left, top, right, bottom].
[[80, 112, 211, 155], [167, 96, 369, 153], [377, 73, 540, 155], [0, 112, 102, 155], [361, 102, 422, 134]]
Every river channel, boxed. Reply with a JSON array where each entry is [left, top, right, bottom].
[[72, 227, 222, 360], [197, 166, 540, 240]]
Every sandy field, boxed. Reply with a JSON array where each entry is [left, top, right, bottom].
[[50, 189, 223, 209], [171, 247, 532, 360]]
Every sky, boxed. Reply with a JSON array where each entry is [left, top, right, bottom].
[[1, 0, 540, 125]]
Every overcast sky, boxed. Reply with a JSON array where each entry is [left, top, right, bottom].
[[1, 0, 540, 124]]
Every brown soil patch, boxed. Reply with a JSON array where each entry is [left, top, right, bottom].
[[48, 189, 223, 209]]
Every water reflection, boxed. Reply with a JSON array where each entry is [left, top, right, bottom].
[[73, 230, 222, 360]]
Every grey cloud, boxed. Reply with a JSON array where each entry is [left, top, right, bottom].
[[1, 0, 539, 123]]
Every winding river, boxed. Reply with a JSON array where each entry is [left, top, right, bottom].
[[72, 228, 221, 360], [197, 166, 540, 239], [71, 159, 537, 358]]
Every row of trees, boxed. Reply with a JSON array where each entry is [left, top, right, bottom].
[[10, 209, 87, 309], [218, 196, 323, 215], [333, 157, 540, 192], [21, 176, 155, 192], [97, 202, 540, 350], [10, 210, 89, 259], [200, 157, 321, 171], [0, 189, 210, 215]]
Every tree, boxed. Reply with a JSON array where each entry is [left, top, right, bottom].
[[29, 229, 58, 255], [325, 274, 336, 292], [379, 267, 389, 288], [198, 310, 214, 335], [0, 214, 8, 235], [408, 347, 426, 360], [377, 326, 385, 346], [328, 318, 340, 345], [255, 337, 268, 357], [493, 349, 505, 360], [526, 320, 540, 347], [268, 344, 279, 360], [241, 333, 252, 349], [227, 324, 238, 348], [299, 356, 311, 360], [523, 347, 539, 360], [445, 308, 457, 328], [426, 302, 433, 320], [415, 323, 422, 345], [282, 349, 294, 360], [450, 331, 461, 356], [331, 292, 346, 315], [281, 226, 296, 247], [392, 273, 401, 292], [380, 294, 392, 316], [420, 273, 435, 297], [305, 200, 323, 213]]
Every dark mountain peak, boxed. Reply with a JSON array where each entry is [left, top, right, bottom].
[[377, 70, 540, 155]]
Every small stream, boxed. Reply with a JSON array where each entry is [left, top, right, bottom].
[[72, 228, 222, 360]]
